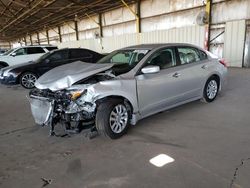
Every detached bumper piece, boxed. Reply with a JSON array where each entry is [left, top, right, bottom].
[[29, 96, 54, 126], [28, 89, 96, 137], [29, 94, 56, 136]]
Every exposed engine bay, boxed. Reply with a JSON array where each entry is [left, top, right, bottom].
[[29, 72, 114, 136]]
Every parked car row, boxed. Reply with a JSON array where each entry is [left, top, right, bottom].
[[26, 43, 227, 139], [0, 45, 58, 69], [0, 47, 105, 89]]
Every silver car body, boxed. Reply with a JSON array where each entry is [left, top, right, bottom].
[[31, 43, 227, 126]]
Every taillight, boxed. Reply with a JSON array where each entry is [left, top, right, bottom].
[[219, 59, 227, 67]]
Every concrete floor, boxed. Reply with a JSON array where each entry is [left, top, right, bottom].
[[0, 68, 250, 188]]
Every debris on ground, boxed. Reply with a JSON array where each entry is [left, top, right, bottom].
[[41, 177, 52, 187]]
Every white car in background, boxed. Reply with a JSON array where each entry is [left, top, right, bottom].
[[0, 45, 58, 69]]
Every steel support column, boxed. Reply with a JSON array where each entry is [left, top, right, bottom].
[[24, 36, 27, 46], [46, 30, 50, 44], [121, 0, 141, 33], [37, 32, 40, 45], [29, 34, 33, 45], [58, 26, 62, 43], [205, 0, 212, 50], [136, 0, 141, 33], [98, 13, 103, 37], [74, 20, 79, 41]]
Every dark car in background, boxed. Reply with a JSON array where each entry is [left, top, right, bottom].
[[0, 48, 105, 89], [0, 48, 8, 55]]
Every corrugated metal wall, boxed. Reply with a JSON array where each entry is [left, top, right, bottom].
[[58, 25, 205, 53], [9, 0, 250, 67], [224, 20, 246, 67]]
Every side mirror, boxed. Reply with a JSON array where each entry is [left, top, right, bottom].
[[11, 52, 16, 57], [141, 65, 160, 74]]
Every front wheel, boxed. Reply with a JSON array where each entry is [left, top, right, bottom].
[[203, 76, 219, 103], [20, 72, 38, 89], [95, 99, 131, 139]]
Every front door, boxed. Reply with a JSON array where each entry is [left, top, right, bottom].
[[136, 47, 184, 118]]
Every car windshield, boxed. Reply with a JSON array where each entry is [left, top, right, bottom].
[[2, 49, 15, 56], [96, 49, 150, 75]]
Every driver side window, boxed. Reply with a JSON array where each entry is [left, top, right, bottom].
[[14, 48, 27, 56], [146, 48, 176, 70]]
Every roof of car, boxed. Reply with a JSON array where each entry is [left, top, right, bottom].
[[15, 45, 57, 48], [122, 43, 203, 50]]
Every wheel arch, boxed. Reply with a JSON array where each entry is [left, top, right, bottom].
[[0, 61, 9, 67], [18, 71, 38, 84], [95, 95, 134, 115], [207, 74, 221, 89]]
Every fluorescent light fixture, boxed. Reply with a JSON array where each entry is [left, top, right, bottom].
[[149, 154, 175, 167]]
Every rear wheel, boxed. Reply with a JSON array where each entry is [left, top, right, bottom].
[[203, 76, 219, 103], [95, 99, 130, 139], [20, 72, 38, 89], [0, 64, 5, 69]]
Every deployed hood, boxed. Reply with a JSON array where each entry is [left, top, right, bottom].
[[35, 61, 114, 91]]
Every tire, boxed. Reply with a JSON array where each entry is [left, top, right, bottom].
[[20, 72, 38, 89], [0, 64, 5, 69], [95, 99, 131, 139], [203, 76, 219, 103]]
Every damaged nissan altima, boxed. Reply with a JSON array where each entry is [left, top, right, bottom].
[[28, 43, 227, 139]]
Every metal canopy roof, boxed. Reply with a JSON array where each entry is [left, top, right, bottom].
[[0, 0, 136, 41]]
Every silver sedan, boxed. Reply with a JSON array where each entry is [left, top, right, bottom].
[[29, 43, 227, 139]]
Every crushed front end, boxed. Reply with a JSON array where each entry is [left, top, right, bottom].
[[29, 88, 96, 136]]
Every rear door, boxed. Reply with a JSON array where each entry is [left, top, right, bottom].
[[69, 49, 93, 63], [175, 46, 210, 99]]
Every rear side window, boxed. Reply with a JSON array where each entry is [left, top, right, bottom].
[[199, 50, 208, 60], [27, 47, 45, 54], [177, 47, 201, 64], [70, 49, 92, 59], [48, 50, 68, 62], [45, 47, 58, 51]]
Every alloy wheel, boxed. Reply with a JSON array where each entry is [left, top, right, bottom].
[[206, 80, 218, 99], [21, 73, 37, 89], [109, 104, 128, 134]]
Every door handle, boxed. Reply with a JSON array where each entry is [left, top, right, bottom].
[[173, 72, 181, 78], [202, 65, 208, 69]]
